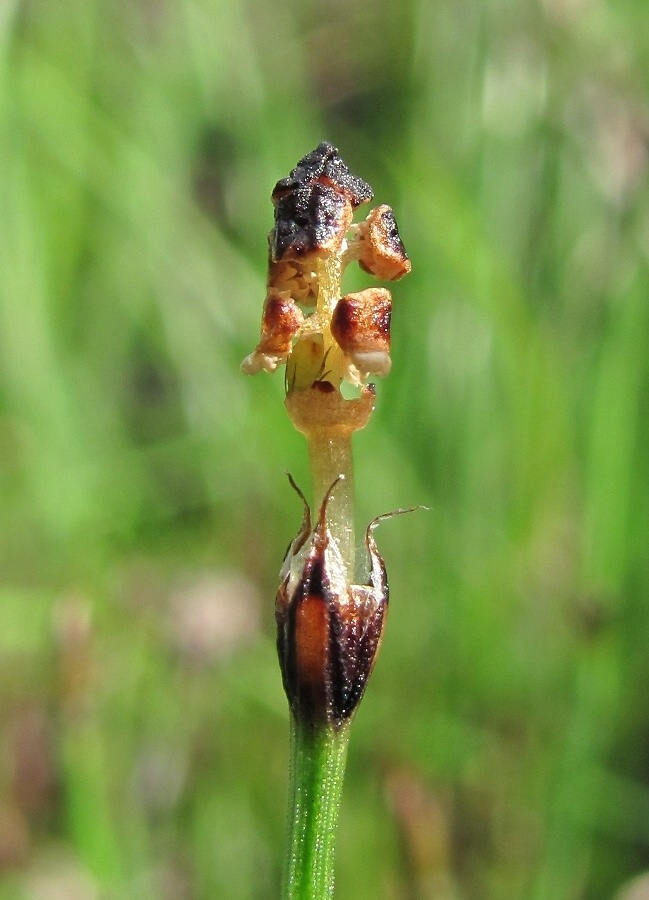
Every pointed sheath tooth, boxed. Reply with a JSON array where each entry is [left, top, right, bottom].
[[278, 474, 312, 587]]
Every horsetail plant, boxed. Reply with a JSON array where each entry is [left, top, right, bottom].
[[242, 143, 411, 899]]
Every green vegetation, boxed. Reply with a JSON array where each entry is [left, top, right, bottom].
[[1, 0, 649, 897]]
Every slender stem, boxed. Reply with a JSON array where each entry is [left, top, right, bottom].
[[281, 718, 351, 900], [306, 428, 356, 577]]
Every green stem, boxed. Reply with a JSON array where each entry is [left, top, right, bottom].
[[281, 718, 351, 900]]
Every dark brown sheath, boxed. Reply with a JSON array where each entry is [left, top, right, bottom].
[[276, 480, 389, 730]]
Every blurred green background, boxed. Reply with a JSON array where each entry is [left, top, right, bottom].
[[1, 0, 649, 897]]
